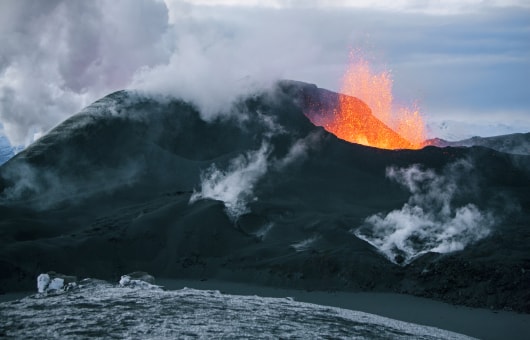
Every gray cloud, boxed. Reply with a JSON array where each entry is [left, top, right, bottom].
[[0, 0, 169, 145], [0, 0, 528, 146]]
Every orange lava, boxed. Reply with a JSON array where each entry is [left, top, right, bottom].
[[324, 52, 426, 150]]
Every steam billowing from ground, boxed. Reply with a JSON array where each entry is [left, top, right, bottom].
[[191, 130, 321, 221], [190, 142, 271, 220], [354, 160, 494, 265]]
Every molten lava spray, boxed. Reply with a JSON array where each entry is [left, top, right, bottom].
[[323, 51, 426, 149]]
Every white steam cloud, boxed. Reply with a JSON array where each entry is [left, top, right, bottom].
[[354, 160, 494, 265], [190, 129, 321, 220], [190, 142, 271, 220], [274, 132, 321, 170]]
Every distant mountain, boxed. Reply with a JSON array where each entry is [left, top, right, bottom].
[[424, 132, 530, 155], [0, 80, 529, 313]]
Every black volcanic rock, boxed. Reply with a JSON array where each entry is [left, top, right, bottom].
[[0, 81, 529, 312]]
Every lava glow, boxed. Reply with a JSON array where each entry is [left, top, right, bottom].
[[323, 52, 426, 150]]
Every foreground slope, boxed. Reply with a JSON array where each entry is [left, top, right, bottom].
[[0, 81, 529, 312], [0, 279, 472, 339]]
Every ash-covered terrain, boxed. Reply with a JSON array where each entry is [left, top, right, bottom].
[[0, 275, 472, 339], [0, 80, 529, 313]]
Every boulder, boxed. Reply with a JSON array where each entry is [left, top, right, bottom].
[[37, 272, 77, 293]]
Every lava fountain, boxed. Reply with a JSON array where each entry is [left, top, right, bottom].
[[310, 51, 426, 150]]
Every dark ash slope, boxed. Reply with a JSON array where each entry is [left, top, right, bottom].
[[1, 81, 529, 312]]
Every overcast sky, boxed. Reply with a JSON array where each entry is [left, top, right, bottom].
[[0, 0, 529, 146]]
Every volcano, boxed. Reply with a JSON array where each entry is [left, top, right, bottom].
[[303, 85, 419, 149], [0, 80, 529, 313]]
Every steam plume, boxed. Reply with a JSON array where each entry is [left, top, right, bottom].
[[354, 159, 494, 265]]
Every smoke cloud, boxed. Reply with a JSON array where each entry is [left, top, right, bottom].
[[0, 0, 170, 146], [274, 132, 321, 170], [190, 126, 321, 220], [0, 159, 142, 210], [1, 0, 528, 147], [0, 0, 328, 145], [190, 142, 271, 220], [354, 159, 494, 265]]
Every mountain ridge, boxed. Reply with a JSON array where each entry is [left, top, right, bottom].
[[0, 80, 529, 312], [425, 132, 530, 155]]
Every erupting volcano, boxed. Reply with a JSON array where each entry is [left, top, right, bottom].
[[308, 52, 426, 150]]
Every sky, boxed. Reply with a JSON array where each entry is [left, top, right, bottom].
[[0, 0, 529, 146]]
